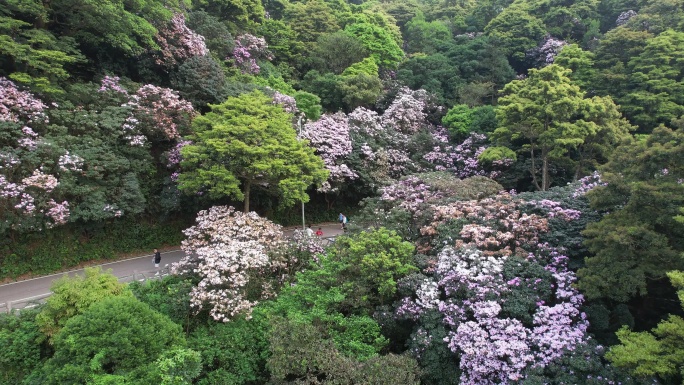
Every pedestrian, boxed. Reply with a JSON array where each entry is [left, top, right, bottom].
[[339, 213, 347, 230], [306, 224, 314, 237], [153, 248, 161, 268], [315, 227, 323, 237]]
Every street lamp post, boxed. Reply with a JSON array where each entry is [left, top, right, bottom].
[[297, 114, 306, 230]]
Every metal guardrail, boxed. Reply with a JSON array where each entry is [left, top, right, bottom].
[[0, 266, 171, 314]]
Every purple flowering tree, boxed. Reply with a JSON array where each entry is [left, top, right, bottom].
[[299, 113, 358, 194], [381, 87, 429, 135], [528, 35, 568, 66], [99, 77, 196, 144], [153, 13, 208, 68], [0, 78, 71, 232], [231, 34, 273, 74], [392, 189, 597, 383]]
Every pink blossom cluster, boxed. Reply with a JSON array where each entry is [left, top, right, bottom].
[[0, 172, 70, 228], [98, 75, 128, 95], [422, 192, 549, 256], [166, 140, 192, 167], [380, 176, 442, 213], [231, 34, 273, 74], [525, 199, 582, 220], [22, 169, 58, 192], [0, 79, 73, 229], [46, 199, 69, 226], [128, 84, 195, 139], [381, 87, 428, 134], [394, 188, 592, 382], [154, 13, 208, 67], [272, 91, 298, 114], [300, 113, 358, 192], [0, 152, 20, 170], [172, 206, 287, 321], [17, 126, 39, 150], [58, 152, 84, 172], [0, 77, 48, 123], [530, 35, 568, 65], [423, 129, 489, 178], [98, 77, 195, 145], [397, 245, 588, 383], [572, 171, 607, 197], [289, 229, 325, 260], [348, 107, 384, 137]]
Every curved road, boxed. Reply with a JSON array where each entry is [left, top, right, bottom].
[[0, 223, 345, 312]]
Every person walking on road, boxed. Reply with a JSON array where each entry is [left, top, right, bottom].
[[339, 213, 348, 230], [315, 227, 323, 237], [153, 249, 161, 268], [306, 224, 315, 237]]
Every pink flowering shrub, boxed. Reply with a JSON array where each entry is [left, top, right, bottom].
[[381, 87, 428, 134], [99, 77, 195, 144], [528, 35, 568, 66], [129, 84, 195, 140], [0, 78, 71, 231], [572, 171, 607, 197], [384, 187, 597, 383], [154, 13, 208, 68], [423, 128, 490, 178], [0, 77, 48, 123], [231, 34, 273, 74], [271, 91, 298, 114], [380, 175, 443, 213], [421, 192, 550, 256], [171, 206, 289, 322], [300, 113, 358, 192]]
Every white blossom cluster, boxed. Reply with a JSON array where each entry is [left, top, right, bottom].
[[172, 206, 286, 321]]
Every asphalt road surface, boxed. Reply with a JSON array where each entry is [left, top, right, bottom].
[[0, 223, 345, 312]]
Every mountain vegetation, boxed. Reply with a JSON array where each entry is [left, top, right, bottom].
[[1, 0, 684, 383]]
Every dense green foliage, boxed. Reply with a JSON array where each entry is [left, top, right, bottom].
[[3, 0, 684, 383], [178, 90, 328, 212]]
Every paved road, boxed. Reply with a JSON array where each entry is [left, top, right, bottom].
[[0, 223, 345, 311]]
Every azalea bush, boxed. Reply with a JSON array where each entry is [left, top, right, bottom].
[[349, 179, 641, 384], [171, 206, 287, 322]]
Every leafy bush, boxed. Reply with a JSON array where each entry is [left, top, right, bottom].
[[0, 310, 48, 385], [188, 315, 269, 385], [35, 267, 132, 342], [28, 296, 186, 384]]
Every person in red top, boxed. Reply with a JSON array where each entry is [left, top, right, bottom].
[[315, 227, 323, 237]]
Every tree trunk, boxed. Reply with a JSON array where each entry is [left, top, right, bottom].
[[530, 147, 542, 191], [541, 147, 551, 191], [243, 180, 251, 213]]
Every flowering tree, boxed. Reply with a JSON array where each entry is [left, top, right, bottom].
[[231, 34, 273, 74], [0, 78, 70, 233], [128, 84, 196, 141], [381, 87, 428, 135], [153, 13, 208, 68], [299, 113, 358, 193], [528, 35, 568, 66], [383, 186, 612, 383], [171, 206, 287, 322]]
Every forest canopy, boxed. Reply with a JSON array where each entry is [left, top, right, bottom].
[[2, 0, 684, 384]]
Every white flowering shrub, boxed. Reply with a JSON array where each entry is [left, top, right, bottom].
[[172, 206, 286, 322]]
